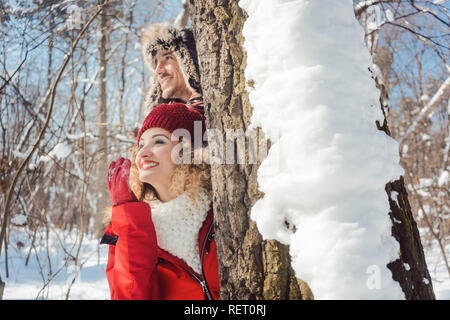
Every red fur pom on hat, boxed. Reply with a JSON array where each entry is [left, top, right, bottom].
[[137, 103, 206, 146]]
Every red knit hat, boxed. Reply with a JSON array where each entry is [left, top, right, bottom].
[[137, 103, 206, 146]]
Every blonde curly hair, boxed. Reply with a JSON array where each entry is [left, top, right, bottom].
[[128, 143, 212, 203]]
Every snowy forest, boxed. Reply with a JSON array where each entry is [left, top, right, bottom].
[[0, 0, 448, 300]]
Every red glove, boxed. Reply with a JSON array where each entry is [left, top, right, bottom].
[[107, 158, 138, 206]]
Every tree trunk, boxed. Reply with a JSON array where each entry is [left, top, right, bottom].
[[0, 278, 3, 300], [361, 6, 435, 300], [386, 177, 436, 299], [94, 1, 109, 235], [188, 0, 309, 300], [375, 78, 435, 299]]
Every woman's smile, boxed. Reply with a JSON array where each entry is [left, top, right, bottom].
[[140, 160, 159, 170]]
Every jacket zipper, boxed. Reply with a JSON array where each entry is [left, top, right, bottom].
[[199, 220, 214, 300], [171, 219, 214, 300], [182, 266, 212, 300]]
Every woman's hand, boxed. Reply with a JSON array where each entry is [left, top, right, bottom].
[[107, 158, 138, 206]]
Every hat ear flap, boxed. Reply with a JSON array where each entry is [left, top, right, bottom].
[[145, 83, 162, 113], [180, 29, 201, 94], [145, 75, 163, 112], [180, 29, 196, 51]]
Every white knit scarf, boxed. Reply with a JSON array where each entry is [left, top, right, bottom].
[[150, 190, 211, 274]]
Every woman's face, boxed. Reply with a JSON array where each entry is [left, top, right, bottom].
[[136, 127, 179, 190]]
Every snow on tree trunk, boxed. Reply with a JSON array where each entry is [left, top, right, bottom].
[[188, 0, 309, 299], [239, 0, 434, 299]]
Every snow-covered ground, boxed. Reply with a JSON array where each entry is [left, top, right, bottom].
[[0, 225, 448, 300], [2, 226, 109, 300], [420, 233, 450, 300]]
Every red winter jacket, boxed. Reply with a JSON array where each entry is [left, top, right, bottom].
[[100, 201, 220, 300]]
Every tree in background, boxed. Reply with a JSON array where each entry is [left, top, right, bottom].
[[0, 0, 181, 299], [354, 0, 449, 283]]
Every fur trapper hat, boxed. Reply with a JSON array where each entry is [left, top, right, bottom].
[[141, 23, 201, 111]]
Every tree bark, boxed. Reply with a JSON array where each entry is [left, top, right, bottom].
[[188, 0, 308, 300], [0, 277, 3, 300], [385, 177, 436, 299]]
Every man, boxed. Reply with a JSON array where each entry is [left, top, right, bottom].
[[141, 23, 204, 113]]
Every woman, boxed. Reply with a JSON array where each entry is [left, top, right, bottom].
[[101, 103, 220, 300]]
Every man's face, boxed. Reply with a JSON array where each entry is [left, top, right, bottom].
[[154, 50, 191, 101]]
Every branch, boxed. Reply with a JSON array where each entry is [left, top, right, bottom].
[[385, 20, 449, 50], [354, 0, 449, 50], [354, 0, 394, 17], [174, 0, 189, 29], [0, 35, 49, 92], [406, 0, 450, 28], [399, 75, 450, 145], [442, 100, 450, 171]]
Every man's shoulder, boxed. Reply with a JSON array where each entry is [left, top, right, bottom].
[[187, 96, 204, 114]]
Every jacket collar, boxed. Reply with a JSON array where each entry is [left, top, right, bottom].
[[157, 207, 214, 278]]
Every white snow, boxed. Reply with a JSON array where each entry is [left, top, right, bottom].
[[438, 171, 449, 187], [11, 215, 27, 226], [422, 234, 450, 300], [13, 149, 28, 159], [402, 144, 408, 155], [393, 217, 402, 224], [420, 94, 430, 102], [390, 191, 400, 207], [2, 223, 444, 300], [240, 0, 405, 299], [419, 178, 434, 187], [39, 142, 72, 163]]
